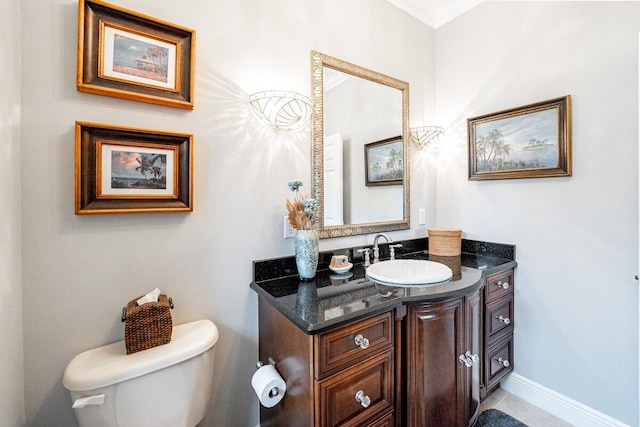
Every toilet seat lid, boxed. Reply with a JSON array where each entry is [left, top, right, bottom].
[[63, 319, 219, 391]]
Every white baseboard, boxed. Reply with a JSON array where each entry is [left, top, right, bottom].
[[501, 373, 629, 427]]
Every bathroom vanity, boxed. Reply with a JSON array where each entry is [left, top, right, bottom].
[[251, 238, 516, 427]]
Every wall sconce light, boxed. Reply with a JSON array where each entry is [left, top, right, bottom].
[[409, 126, 445, 149], [249, 91, 311, 131]]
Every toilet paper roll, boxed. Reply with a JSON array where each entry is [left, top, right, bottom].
[[251, 364, 286, 408]]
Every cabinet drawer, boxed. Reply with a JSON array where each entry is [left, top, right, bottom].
[[316, 349, 394, 427], [486, 335, 514, 390], [367, 410, 394, 427], [315, 311, 393, 379], [486, 269, 514, 303], [486, 296, 514, 340]]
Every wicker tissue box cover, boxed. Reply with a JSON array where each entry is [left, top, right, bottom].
[[123, 294, 173, 354]]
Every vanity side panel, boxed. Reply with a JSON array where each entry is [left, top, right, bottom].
[[258, 298, 314, 427]]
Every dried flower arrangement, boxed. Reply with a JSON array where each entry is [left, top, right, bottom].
[[285, 181, 319, 230]]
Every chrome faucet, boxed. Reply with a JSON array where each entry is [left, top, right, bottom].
[[357, 248, 371, 267], [372, 233, 392, 263], [389, 243, 403, 260]]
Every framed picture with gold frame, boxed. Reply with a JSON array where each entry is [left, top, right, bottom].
[[75, 122, 193, 214], [77, 0, 195, 110], [468, 95, 571, 180]]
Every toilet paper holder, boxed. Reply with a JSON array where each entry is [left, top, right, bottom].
[[256, 358, 282, 398]]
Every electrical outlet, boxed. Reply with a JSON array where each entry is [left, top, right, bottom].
[[283, 216, 296, 239], [419, 208, 426, 225]]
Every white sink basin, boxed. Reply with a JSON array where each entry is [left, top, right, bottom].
[[366, 259, 453, 286]]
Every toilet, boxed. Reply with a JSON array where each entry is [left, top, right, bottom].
[[63, 319, 219, 427]]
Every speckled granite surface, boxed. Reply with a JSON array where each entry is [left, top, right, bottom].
[[251, 238, 516, 333]]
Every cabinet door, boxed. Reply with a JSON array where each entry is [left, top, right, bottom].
[[405, 293, 481, 427], [406, 299, 465, 427], [463, 289, 481, 426]]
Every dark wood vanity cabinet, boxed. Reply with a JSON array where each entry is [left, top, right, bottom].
[[255, 265, 516, 426], [257, 289, 487, 427], [404, 289, 481, 427], [481, 268, 515, 399], [253, 239, 517, 426]]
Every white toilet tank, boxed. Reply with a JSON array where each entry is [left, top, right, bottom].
[[63, 319, 219, 427]]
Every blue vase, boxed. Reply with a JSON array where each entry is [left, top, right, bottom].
[[295, 229, 319, 280]]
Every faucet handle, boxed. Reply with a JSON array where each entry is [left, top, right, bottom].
[[389, 244, 403, 260], [357, 248, 371, 267]]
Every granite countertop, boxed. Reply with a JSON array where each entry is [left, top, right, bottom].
[[251, 238, 516, 334]]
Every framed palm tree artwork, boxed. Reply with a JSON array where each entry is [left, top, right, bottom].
[[77, 0, 195, 109], [364, 136, 404, 186], [75, 122, 193, 214], [468, 95, 571, 180]]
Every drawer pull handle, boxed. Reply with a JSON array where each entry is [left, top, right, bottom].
[[355, 390, 371, 408], [495, 357, 511, 367], [496, 315, 511, 325], [496, 280, 510, 289], [458, 350, 479, 368], [354, 334, 370, 349]]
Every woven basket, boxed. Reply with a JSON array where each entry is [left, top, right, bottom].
[[122, 294, 174, 354], [428, 228, 462, 256]]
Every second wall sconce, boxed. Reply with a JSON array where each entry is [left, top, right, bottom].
[[410, 126, 445, 150], [249, 90, 311, 131]]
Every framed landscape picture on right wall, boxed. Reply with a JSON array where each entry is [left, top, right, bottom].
[[467, 95, 571, 180]]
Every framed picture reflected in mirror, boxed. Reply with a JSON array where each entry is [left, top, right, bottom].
[[364, 136, 404, 187]]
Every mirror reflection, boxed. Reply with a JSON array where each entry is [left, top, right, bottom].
[[311, 51, 410, 238]]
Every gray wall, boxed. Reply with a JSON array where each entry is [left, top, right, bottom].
[[18, 1, 434, 426], [0, 0, 24, 425], [435, 2, 639, 425]]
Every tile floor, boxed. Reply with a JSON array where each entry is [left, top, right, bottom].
[[480, 388, 574, 427]]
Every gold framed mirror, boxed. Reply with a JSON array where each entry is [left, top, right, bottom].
[[311, 50, 410, 238]]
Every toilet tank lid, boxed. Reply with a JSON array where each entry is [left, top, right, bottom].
[[63, 319, 219, 392]]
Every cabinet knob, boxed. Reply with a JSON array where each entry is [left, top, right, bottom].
[[354, 334, 370, 349], [458, 351, 479, 368], [496, 315, 511, 325], [355, 390, 371, 408], [495, 357, 510, 367], [496, 280, 509, 289]]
